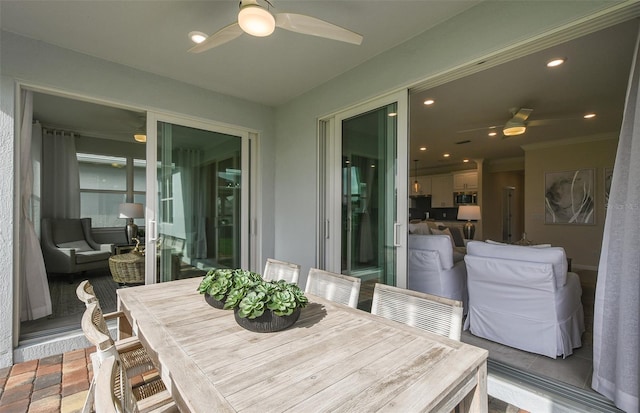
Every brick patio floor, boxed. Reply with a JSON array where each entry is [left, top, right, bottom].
[[0, 346, 528, 413], [0, 348, 94, 413]]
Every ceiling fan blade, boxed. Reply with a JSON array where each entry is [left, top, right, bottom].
[[275, 13, 363, 45], [188, 23, 244, 53], [457, 124, 503, 134], [512, 108, 533, 122]]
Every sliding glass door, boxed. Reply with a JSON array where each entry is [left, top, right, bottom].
[[145, 114, 252, 283], [322, 91, 408, 308]]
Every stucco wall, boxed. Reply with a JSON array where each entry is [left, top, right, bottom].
[[274, 1, 623, 280], [0, 31, 276, 367], [523, 136, 618, 269], [0, 73, 16, 368]]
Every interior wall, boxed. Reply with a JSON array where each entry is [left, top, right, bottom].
[[523, 135, 618, 269], [483, 170, 525, 243]]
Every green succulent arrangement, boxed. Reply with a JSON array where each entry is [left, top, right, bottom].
[[197, 268, 261, 301], [198, 268, 308, 320], [225, 278, 308, 319]]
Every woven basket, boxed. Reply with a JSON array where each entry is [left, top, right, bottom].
[[109, 253, 145, 284]]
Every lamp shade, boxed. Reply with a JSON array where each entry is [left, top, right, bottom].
[[119, 203, 144, 219], [457, 205, 481, 221]]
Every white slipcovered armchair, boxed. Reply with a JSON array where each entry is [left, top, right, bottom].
[[407, 234, 468, 313], [464, 241, 585, 359]]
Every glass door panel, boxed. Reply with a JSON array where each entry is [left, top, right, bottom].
[[341, 103, 399, 308], [154, 121, 243, 282]]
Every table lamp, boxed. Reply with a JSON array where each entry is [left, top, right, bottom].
[[119, 203, 144, 245], [458, 205, 481, 240]]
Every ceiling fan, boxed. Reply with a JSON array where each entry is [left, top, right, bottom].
[[457, 107, 535, 137], [189, 0, 363, 53]]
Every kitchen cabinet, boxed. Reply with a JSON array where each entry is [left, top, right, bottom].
[[410, 175, 432, 196], [431, 174, 454, 207], [453, 171, 478, 190]]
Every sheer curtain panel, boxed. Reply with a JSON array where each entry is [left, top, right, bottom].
[[19, 91, 52, 321], [591, 25, 640, 413]]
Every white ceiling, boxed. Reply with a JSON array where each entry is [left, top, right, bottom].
[[0, 0, 479, 106], [2, 1, 636, 167], [410, 19, 638, 172]]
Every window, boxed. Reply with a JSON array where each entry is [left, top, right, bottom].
[[78, 153, 146, 227]]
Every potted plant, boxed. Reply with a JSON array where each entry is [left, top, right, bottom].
[[197, 268, 261, 309], [224, 278, 309, 332]]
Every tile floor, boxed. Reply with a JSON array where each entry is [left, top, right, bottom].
[[0, 348, 93, 413], [0, 347, 527, 413]]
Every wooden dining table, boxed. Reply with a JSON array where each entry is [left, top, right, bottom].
[[117, 277, 488, 413]]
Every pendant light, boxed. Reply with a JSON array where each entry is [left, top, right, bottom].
[[412, 159, 421, 194]]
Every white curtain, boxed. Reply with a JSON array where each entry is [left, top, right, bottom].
[[41, 129, 80, 219], [591, 27, 640, 413], [175, 149, 207, 259], [19, 91, 52, 321]]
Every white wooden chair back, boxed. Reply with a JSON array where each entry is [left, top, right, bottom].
[[371, 283, 463, 341], [263, 258, 301, 284], [305, 268, 361, 308], [76, 280, 98, 306]]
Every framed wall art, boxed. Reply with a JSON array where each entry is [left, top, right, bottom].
[[604, 167, 613, 208], [544, 168, 595, 225]]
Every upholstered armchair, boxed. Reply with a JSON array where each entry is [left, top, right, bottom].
[[41, 218, 113, 277], [407, 234, 468, 313], [464, 241, 585, 359]]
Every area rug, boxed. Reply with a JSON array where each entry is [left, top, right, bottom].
[[20, 269, 119, 339]]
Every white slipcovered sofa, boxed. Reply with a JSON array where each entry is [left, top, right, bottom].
[[407, 234, 468, 313], [464, 241, 585, 358]]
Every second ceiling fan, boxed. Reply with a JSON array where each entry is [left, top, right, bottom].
[[189, 0, 363, 53]]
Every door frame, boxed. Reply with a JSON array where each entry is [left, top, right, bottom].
[[319, 90, 409, 288], [145, 111, 259, 283]]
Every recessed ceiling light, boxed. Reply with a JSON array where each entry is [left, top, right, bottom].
[[419, 147, 427, 151], [443, 153, 450, 158], [546, 58, 566, 67], [189, 31, 208, 44], [488, 131, 497, 137], [423, 99, 435, 106], [584, 113, 596, 119], [463, 159, 470, 163], [388, 112, 397, 117]]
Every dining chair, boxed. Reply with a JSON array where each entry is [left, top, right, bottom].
[[371, 283, 464, 341], [305, 268, 361, 308], [81, 302, 166, 413], [95, 354, 178, 413], [76, 280, 99, 306], [262, 258, 301, 284]]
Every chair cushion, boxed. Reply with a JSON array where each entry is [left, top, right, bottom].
[[408, 222, 431, 235], [76, 250, 111, 264], [430, 227, 456, 250], [467, 241, 568, 288], [51, 219, 86, 244], [438, 225, 465, 247], [58, 240, 93, 251]]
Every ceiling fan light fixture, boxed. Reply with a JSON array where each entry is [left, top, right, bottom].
[[503, 124, 526, 136], [238, 5, 275, 37]]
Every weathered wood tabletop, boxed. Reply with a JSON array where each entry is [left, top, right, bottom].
[[117, 277, 488, 413]]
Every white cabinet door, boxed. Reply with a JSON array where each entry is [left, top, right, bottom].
[[431, 175, 454, 207], [453, 171, 478, 190]]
